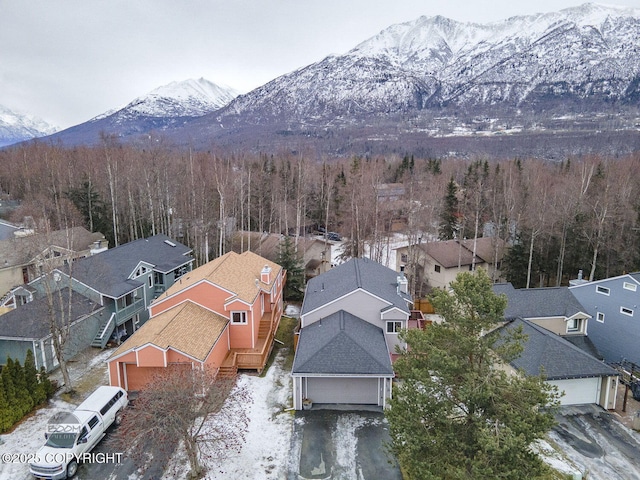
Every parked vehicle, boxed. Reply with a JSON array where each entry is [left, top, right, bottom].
[[29, 386, 128, 479]]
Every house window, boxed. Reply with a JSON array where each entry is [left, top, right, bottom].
[[596, 312, 605, 323], [434, 265, 441, 273], [386, 321, 402, 334], [623, 282, 637, 292], [596, 285, 610, 295], [401, 254, 408, 263], [232, 311, 247, 324], [621, 307, 634, 317], [567, 318, 580, 332], [148, 275, 153, 288]]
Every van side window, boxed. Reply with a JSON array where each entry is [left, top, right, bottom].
[[100, 392, 124, 415], [88, 416, 99, 430]]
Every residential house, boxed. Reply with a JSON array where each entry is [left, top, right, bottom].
[[107, 251, 284, 391], [498, 319, 618, 409], [51, 234, 194, 349], [569, 272, 640, 365], [0, 226, 107, 301], [395, 237, 506, 292], [232, 231, 331, 279], [493, 282, 619, 408], [0, 288, 103, 371], [292, 258, 414, 410]]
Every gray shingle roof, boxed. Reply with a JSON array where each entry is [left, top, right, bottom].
[[69, 234, 192, 298], [292, 310, 394, 376], [301, 258, 411, 316], [500, 319, 617, 380], [0, 288, 101, 340], [493, 283, 588, 319]]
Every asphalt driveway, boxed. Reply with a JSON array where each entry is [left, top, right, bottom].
[[549, 404, 640, 480], [290, 409, 402, 480]]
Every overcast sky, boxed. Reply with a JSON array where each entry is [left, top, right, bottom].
[[1, 0, 639, 129]]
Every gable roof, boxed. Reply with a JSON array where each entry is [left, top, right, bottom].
[[493, 283, 589, 320], [157, 250, 282, 305], [500, 318, 617, 380], [231, 231, 329, 263], [292, 310, 393, 376], [301, 258, 411, 316], [0, 288, 100, 340], [69, 234, 192, 298], [417, 237, 504, 269], [0, 226, 105, 269], [110, 301, 228, 362]]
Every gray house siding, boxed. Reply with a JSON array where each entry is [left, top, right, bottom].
[[302, 290, 389, 327], [570, 275, 640, 364]]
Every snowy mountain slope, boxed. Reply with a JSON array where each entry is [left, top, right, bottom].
[[0, 104, 57, 147], [37, 78, 239, 146], [206, 2, 640, 128]]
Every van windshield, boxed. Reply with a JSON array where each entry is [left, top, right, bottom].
[[45, 432, 77, 448]]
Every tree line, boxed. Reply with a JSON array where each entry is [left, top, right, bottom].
[[1, 141, 639, 289]]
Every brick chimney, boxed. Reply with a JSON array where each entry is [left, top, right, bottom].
[[261, 265, 272, 284]]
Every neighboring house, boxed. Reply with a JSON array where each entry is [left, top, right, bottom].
[[292, 258, 414, 410], [395, 237, 506, 291], [232, 231, 331, 278], [493, 283, 594, 348], [0, 288, 103, 371], [107, 251, 284, 391], [493, 282, 619, 409], [498, 319, 619, 409], [50, 234, 194, 349], [0, 226, 107, 301], [569, 272, 640, 365]]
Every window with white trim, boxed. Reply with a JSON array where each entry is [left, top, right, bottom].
[[148, 275, 153, 288], [386, 321, 402, 334], [623, 282, 637, 291], [231, 311, 248, 324], [596, 312, 605, 323], [596, 285, 610, 295], [621, 306, 634, 317], [567, 318, 580, 332]]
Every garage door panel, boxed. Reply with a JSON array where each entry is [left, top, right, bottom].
[[549, 378, 599, 405], [306, 377, 379, 405]]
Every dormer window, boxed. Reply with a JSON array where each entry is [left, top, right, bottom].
[[567, 318, 581, 332]]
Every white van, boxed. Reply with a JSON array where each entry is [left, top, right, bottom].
[[29, 386, 128, 479]]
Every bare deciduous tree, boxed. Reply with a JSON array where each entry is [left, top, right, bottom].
[[112, 367, 250, 479]]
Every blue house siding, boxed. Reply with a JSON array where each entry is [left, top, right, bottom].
[[570, 275, 640, 365]]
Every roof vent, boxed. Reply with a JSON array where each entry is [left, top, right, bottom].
[[164, 240, 177, 247]]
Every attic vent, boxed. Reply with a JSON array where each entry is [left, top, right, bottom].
[[164, 240, 176, 247]]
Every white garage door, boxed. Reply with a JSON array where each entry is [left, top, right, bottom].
[[548, 377, 599, 405], [306, 377, 380, 405]]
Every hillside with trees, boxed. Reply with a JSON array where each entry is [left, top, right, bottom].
[[1, 142, 639, 291]]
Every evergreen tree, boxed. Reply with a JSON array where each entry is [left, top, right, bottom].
[[438, 177, 459, 240], [24, 350, 46, 405], [0, 374, 10, 432], [7, 357, 33, 416], [39, 366, 55, 399], [387, 269, 559, 480], [1, 361, 19, 425], [276, 237, 305, 301], [502, 232, 530, 288]]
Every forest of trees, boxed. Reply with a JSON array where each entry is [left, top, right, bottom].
[[1, 140, 639, 290]]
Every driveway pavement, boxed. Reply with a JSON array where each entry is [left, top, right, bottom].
[[290, 408, 402, 480], [549, 404, 640, 480]]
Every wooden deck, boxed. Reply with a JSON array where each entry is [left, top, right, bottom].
[[220, 306, 282, 375]]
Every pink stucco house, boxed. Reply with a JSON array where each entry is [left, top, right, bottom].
[[107, 251, 284, 391]]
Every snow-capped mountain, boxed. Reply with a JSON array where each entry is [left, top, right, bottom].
[[40, 78, 239, 146], [171, 3, 640, 156], [0, 105, 57, 147]]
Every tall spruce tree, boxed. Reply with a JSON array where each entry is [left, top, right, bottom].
[[387, 269, 559, 479], [276, 236, 305, 301], [438, 177, 459, 240]]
